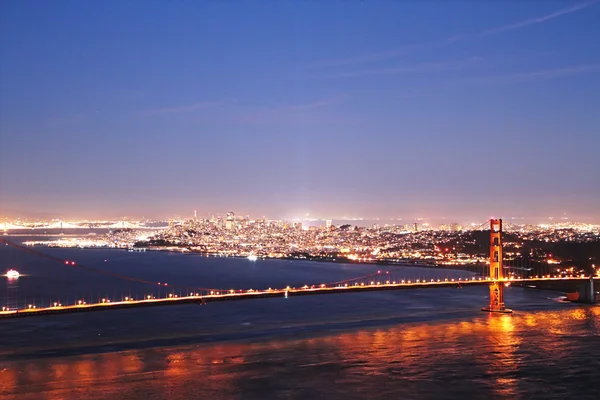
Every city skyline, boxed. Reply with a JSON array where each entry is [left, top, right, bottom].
[[1, 209, 597, 228], [1, 2, 599, 220], [1, 204, 599, 224]]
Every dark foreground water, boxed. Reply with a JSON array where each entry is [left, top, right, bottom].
[[1, 237, 599, 399]]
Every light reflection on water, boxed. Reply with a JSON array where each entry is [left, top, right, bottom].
[[1, 307, 599, 400]]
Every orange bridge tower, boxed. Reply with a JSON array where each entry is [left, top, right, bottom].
[[482, 219, 513, 313]]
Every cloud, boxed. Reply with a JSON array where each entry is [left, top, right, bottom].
[[284, 95, 347, 110], [227, 96, 355, 126], [395, 93, 441, 100], [307, 1, 597, 71], [312, 57, 484, 79], [232, 110, 356, 127], [307, 49, 411, 69], [463, 64, 600, 84], [175, 96, 352, 126], [446, 1, 598, 43], [145, 100, 230, 116], [477, 1, 598, 37]]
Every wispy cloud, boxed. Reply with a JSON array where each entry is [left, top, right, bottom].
[[284, 95, 347, 110], [231, 110, 356, 127], [446, 0, 599, 43], [145, 100, 230, 116], [395, 93, 442, 100], [308, 1, 597, 72], [174, 96, 353, 126], [478, 1, 598, 37], [307, 49, 411, 69], [312, 57, 484, 79], [226, 96, 355, 126], [463, 64, 600, 85]]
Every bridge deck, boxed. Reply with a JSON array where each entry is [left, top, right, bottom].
[[1, 277, 595, 319]]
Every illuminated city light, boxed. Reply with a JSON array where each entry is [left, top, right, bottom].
[[1, 215, 598, 319]]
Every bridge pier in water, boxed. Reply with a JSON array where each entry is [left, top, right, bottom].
[[482, 218, 513, 313], [575, 276, 599, 304]]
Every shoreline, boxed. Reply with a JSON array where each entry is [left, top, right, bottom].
[[13, 242, 588, 302], [23, 242, 478, 273]]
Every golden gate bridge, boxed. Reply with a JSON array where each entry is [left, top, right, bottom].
[[1, 219, 597, 319]]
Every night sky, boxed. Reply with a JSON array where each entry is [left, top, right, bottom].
[[1, 1, 599, 221]]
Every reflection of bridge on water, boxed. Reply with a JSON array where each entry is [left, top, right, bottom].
[[1, 219, 598, 319]]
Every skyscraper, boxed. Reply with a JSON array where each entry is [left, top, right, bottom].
[[225, 211, 235, 230]]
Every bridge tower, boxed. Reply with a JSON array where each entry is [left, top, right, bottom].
[[482, 218, 513, 313]]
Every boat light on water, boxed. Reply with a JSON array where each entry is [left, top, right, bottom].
[[247, 255, 258, 261], [6, 269, 20, 279]]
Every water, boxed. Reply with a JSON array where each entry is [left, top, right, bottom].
[[1, 236, 599, 399]]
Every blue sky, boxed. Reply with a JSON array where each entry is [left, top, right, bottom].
[[1, 1, 599, 221]]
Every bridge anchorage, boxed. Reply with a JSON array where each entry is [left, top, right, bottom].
[[482, 218, 513, 314]]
